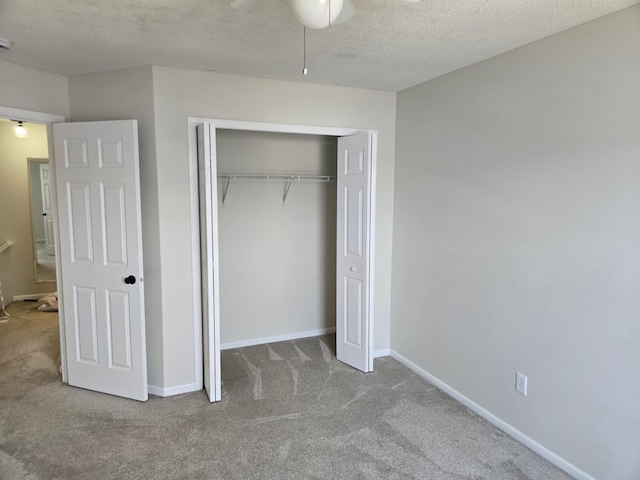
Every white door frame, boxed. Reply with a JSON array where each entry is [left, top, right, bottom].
[[0, 106, 67, 382], [186, 117, 378, 395]]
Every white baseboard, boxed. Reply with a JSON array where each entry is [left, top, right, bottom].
[[13, 293, 48, 301], [220, 327, 337, 350], [390, 350, 594, 480], [374, 348, 390, 358], [148, 382, 199, 398]]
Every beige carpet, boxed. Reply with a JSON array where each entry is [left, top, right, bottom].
[[0, 301, 572, 479]]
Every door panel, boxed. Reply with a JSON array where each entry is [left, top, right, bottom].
[[106, 290, 132, 369], [101, 184, 128, 265], [68, 183, 93, 261], [197, 123, 222, 402], [74, 286, 98, 363], [345, 187, 364, 256], [53, 120, 147, 401], [336, 134, 373, 372], [344, 276, 363, 346]]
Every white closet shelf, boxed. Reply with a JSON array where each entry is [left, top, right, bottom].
[[0, 241, 12, 254], [217, 174, 336, 205]]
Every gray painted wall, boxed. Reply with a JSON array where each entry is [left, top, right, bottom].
[[68, 66, 164, 387], [152, 66, 396, 388], [216, 130, 337, 345], [392, 6, 640, 479], [0, 59, 69, 118]]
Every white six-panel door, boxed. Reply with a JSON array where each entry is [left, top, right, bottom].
[[53, 120, 148, 401], [336, 133, 374, 372]]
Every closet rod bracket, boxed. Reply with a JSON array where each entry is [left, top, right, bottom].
[[283, 178, 293, 204], [222, 177, 231, 205]]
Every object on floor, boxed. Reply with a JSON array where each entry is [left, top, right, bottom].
[[38, 292, 58, 312]]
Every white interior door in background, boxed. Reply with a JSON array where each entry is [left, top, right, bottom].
[[39, 163, 56, 256], [197, 123, 222, 402], [53, 120, 148, 401], [336, 133, 374, 372]]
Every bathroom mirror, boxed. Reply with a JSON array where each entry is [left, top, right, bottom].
[[28, 158, 56, 283]]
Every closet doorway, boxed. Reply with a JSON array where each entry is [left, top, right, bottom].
[[191, 119, 377, 403]]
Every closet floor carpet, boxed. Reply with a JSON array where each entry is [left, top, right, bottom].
[[0, 301, 572, 479]]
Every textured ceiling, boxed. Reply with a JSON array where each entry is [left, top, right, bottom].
[[0, 0, 637, 92]]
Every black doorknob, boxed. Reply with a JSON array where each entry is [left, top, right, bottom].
[[124, 275, 136, 285]]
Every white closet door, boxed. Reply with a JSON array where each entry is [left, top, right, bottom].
[[197, 123, 222, 402], [53, 120, 148, 401], [336, 133, 374, 372]]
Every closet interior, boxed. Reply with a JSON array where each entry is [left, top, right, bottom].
[[215, 129, 338, 349]]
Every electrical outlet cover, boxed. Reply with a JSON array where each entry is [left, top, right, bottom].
[[516, 372, 528, 396]]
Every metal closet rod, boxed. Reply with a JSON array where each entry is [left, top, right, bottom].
[[217, 174, 335, 182], [216, 174, 336, 205]]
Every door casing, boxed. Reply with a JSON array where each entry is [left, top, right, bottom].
[[187, 118, 378, 396]]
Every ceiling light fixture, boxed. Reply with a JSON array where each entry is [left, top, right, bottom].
[[14, 121, 27, 138], [291, 0, 344, 77], [290, 0, 344, 29]]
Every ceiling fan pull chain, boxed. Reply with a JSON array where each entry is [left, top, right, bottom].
[[303, 26, 308, 76]]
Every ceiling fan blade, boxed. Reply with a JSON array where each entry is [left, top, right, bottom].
[[333, 0, 355, 25], [230, 0, 258, 10]]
